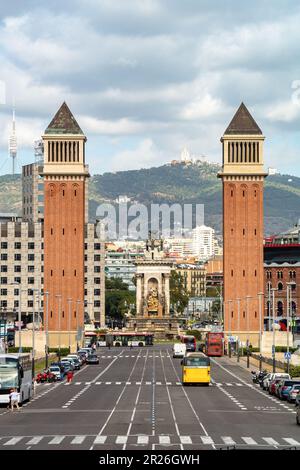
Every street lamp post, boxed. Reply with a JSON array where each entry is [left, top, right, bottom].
[[228, 300, 232, 358], [271, 288, 278, 373], [55, 295, 62, 361], [258, 292, 264, 372], [67, 299, 72, 353], [44, 291, 49, 368], [236, 298, 241, 363], [76, 300, 81, 351], [9, 281, 23, 353], [246, 295, 252, 368]]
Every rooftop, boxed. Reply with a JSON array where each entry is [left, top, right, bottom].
[[45, 102, 84, 135], [224, 102, 262, 136]]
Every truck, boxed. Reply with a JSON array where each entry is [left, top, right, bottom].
[[205, 332, 224, 357]]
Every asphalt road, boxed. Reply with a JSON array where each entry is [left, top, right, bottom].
[[0, 344, 299, 450]]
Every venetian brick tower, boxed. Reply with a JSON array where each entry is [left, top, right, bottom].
[[218, 103, 267, 342], [42, 103, 89, 346]]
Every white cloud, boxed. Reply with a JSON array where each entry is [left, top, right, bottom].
[[109, 138, 163, 171]]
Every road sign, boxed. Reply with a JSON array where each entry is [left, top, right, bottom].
[[284, 352, 291, 360]]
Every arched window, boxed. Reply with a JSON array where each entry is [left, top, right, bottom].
[[278, 282, 283, 291], [277, 301, 283, 316]]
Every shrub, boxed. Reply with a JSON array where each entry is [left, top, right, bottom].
[[48, 347, 70, 356], [187, 330, 202, 341], [8, 347, 32, 353], [286, 365, 300, 377], [275, 346, 297, 353]]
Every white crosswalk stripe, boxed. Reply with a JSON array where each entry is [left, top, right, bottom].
[[93, 436, 107, 445], [49, 436, 65, 445], [221, 436, 236, 445], [137, 435, 149, 444], [26, 436, 43, 445], [1, 434, 300, 447], [262, 437, 280, 446], [282, 438, 300, 446], [180, 436, 192, 444], [200, 436, 214, 445], [241, 437, 258, 445], [159, 436, 170, 444], [71, 436, 86, 444], [4, 437, 23, 446]]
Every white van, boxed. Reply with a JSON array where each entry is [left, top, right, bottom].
[[173, 343, 186, 358]]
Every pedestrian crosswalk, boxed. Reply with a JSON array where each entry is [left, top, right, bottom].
[[1, 434, 299, 448], [65, 381, 249, 387]]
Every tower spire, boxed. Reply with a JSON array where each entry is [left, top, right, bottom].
[[9, 101, 17, 175]]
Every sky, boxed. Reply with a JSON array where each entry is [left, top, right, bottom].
[[0, 0, 299, 176]]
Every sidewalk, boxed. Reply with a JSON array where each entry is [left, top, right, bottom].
[[224, 353, 284, 372]]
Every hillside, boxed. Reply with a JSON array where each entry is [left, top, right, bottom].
[[1, 162, 300, 235]]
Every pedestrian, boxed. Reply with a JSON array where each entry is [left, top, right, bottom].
[[7, 388, 13, 410], [67, 370, 74, 384], [9, 388, 20, 412], [92, 343, 96, 351]]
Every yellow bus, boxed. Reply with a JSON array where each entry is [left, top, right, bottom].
[[182, 352, 210, 385]]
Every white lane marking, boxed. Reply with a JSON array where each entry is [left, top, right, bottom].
[[200, 436, 214, 445], [123, 349, 149, 450], [156, 381, 162, 385], [283, 438, 300, 446], [160, 350, 183, 451], [241, 437, 258, 445], [62, 351, 124, 409], [262, 437, 279, 447], [4, 437, 23, 446], [136, 382, 141, 385], [105, 382, 112, 385], [75, 382, 81, 385], [49, 436, 65, 445], [146, 381, 151, 385], [126, 382, 131, 385], [90, 351, 143, 450], [180, 436, 192, 444], [221, 436, 236, 445], [93, 435, 107, 445], [26, 436, 43, 445], [85, 382, 91, 385], [226, 383, 233, 386], [236, 383, 243, 386], [166, 382, 172, 385], [116, 436, 128, 444], [159, 435, 170, 444], [95, 382, 102, 385], [71, 435, 86, 444], [116, 382, 122, 385], [167, 353, 215, 449], [137, 435, 149, 445]]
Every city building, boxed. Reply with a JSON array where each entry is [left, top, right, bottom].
[[22, 163, 44, 222], [164, 237, 193, 259], [218, 102, 267, 338], [192, 225, 215, 261], [105, 250, 144, 290], [175, 263, 206, 297], [0, 217, 104, 328]]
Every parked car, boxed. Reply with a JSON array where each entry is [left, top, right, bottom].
[[269, 378, 283, 395], [278, 379, 300, 400], [77, 352, 87, 364], [262, 373, 290, 391], [50, 362, 66, 376], [49, 365, 62, 381], [287, 384, 300, 403], [68, 354, 83, 366], [86, 355, 99, 365], [60, 359, 75, 371], [296, 394, 300, 425]]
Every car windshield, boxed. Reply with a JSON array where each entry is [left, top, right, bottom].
[[50, 367, 60, 372], [283, 381, 296, 386], [184, 357, 209, 367], [0, 368, 18, 389]]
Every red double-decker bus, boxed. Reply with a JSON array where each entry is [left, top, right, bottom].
[[205, 332, 224, 357]]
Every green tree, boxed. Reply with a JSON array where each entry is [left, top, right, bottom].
[[170, 271, 190, 315], [105, 277, 135, 321]]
